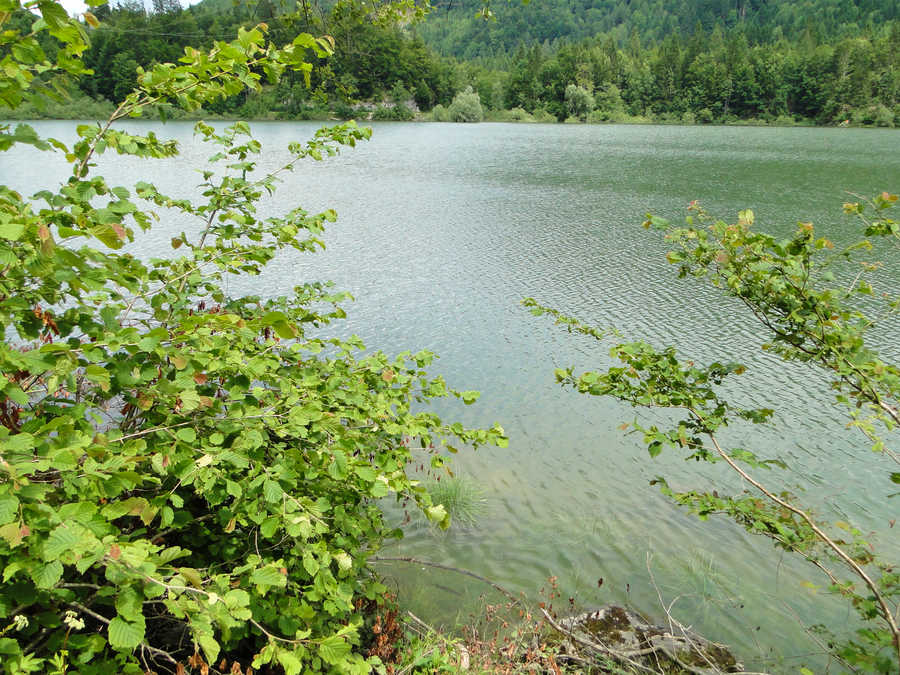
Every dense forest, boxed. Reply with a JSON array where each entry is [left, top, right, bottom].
[[74, 0, 457, 118], [417, 0, 900, 59], [6, 0, 899, 126]]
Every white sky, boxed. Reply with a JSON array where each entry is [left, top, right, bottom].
[[59, 1, 202, 16]]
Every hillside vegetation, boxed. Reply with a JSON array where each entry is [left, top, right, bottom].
[[4, 0, 895, 126], [417, 0, 900, 59]]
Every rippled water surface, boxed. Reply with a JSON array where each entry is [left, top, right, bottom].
[[4, 120, 899, 669]]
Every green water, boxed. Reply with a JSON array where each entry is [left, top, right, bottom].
[[4, 120, 899, 670]]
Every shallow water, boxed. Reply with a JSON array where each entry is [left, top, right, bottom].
[[4, 120, 899, 670]]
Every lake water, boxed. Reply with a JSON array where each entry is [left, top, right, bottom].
[[3, 120, 899, 670]]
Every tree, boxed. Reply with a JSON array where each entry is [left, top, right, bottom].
[[564, 83, 594, 119], [151, 0, 181, 14], [527, 194, 900, 672], [447, 85, 484, 121], [0, 3, 505, 673]]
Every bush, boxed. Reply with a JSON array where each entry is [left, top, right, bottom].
[[530, 107, 557, 123], [873, 104, 894, 127], [505, 107, 534, 121], [696, 107, 714, 123], [430, 103, 450, 122], [592, 84, 626, 121], [447, 86, 484, 123], [0, 4, 506, 673], [0, 83, 116, 120], [331, 101, 358, 120], [371, 103, 414, 121]]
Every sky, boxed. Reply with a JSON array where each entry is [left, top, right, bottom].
[[59, 0, 202, 16]]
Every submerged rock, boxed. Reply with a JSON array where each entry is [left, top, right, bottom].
[[547, 605, 743, 674]]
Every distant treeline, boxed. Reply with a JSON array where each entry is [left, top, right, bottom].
[[486, 22, 900, 124], [417, 0, 900, 60]]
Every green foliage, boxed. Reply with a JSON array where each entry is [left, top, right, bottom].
[[418, 0, 899, 60], [527, 193, 900, 671], [447, 86, 484, 122], [430, 103, 450, 121], [0, 2, 506, 673], [483, 17, 900, 125], [72, 0, 457, 118], [371, 103, 415, 121], [564, 83, 594, 120]]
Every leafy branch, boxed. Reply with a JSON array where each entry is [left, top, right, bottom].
[[529, 194, 900, 672]]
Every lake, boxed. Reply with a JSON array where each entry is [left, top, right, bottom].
[[3, 120, 899, 670]]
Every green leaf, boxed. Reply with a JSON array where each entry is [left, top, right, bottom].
[[327, 450, 348, 480], [196, 633, 220, 663], [176, 427, 196, 443], [0, 638, 21, 655], [0, 495, 19, 526], [226, 480, 242, 498], [85, 364, 111, 392], [115, 586, 144, 623], [108, 617, 144, 650], [302, 552, 319, 577], [263, 479, 283, 503], [460, 390, 480, 404], [43, 524, 83, 560], [354, 465, 376, 482], [224, 588, 250, 610], [318, 635, 351, 665], [179, 567, 204, 588], [260, 516, 279, 538], [31, 560, 63, 589], [0, 524, 25, 549], [425, 504, 449, 529], [273, 321, 296, 339], [277, 647, 304, 675], [333, 551, 352, 573], [0, 223, 25, 241], [89, 223, 126, 249], [250, 565, 287, 591]]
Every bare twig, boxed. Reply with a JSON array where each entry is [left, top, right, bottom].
[[538, 607, 659, 673]]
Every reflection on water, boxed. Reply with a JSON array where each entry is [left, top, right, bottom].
[[3, 120, 899, 669]]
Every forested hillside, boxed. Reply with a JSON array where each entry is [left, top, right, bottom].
[[417, 0, 900, 59], [490, 20, 899, 124], [6, 0, 898, 126]]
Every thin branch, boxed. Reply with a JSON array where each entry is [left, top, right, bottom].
[[370, 556, 522, 605], [68, 601, 111, 625], [249, 618, 309, 645], [697, 415, 900, 665], [75, 101, 129, 177]]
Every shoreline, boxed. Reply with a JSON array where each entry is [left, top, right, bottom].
[[3, 110, 896, 130]]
